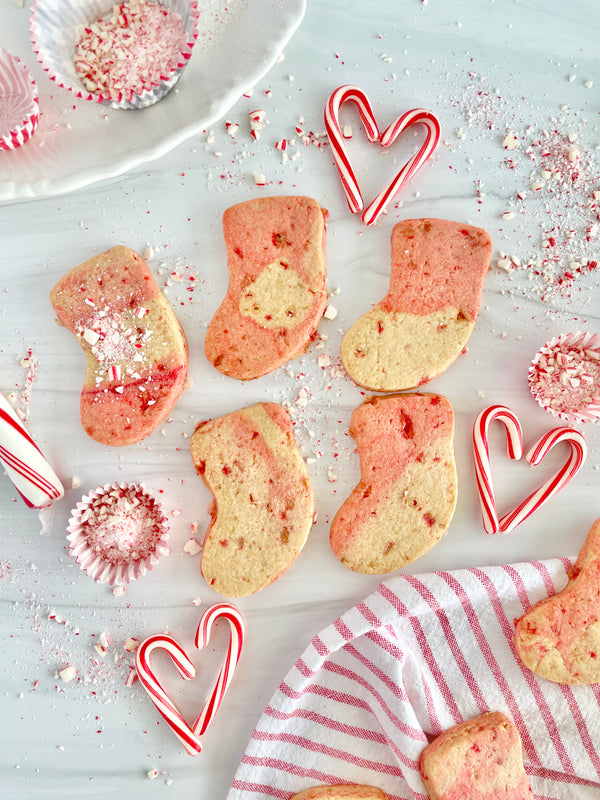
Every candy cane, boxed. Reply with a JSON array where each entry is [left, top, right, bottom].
[[135, 634, 203, 756], [135, 603, 244, 756], [0, 392, 64, 508], [473, 405, 524, 535], [498, 427, 587, 534], [361, 108, 441, 226], [324, 84, 380, 214], [193, 602, 245, 737]]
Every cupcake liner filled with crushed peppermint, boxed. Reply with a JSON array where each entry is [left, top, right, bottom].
[[528, 332, 600, 424], [30, 0, 199, 109], [0, 47, 40, 150], [74, 1, 188, 100], [67, 482, 170, 585]]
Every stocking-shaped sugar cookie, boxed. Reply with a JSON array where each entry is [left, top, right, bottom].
[[205, 196, 328, 380], [341, 218, 492, 391], [419, 712, 533, 799], [514, 517, 600, 684], [190, 402, 314, 597], [50, 246, 188, 446], [330, 393, 457, 574]]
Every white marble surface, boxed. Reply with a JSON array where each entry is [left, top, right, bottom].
[[1, 0, 599, 797]]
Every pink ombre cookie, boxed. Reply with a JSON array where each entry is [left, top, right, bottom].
[[190, 402, 314, 597], [341, 218, 492, 391], [50, 246, 188, 446], [205, 196, 328, 380], [514, 517, 600, 684], [419, 712, 533, 800], [330, 393, 457, 574]]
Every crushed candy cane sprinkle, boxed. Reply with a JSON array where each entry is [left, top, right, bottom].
[[76, 485, 166, 564], [74, 1, 188, 100], [78, 307, 151, 388]]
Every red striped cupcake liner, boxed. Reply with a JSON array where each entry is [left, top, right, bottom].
[[528, 331, 600, 424], [67, 482, 170, 585], [29, 0, 200, 110], [0, 48, 39, 150]]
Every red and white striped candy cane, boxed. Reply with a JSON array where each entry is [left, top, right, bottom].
[[193, 602, 245, 737], [498, 427, 587, 534], [135, 633, 203, 756], [0, 391, 64, 508], [324, 84, 380, 214], [361, 107, 441, 226], [472, 405, 523, 535]]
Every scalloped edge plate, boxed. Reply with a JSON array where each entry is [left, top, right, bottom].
[[0, 0, 306, 202]]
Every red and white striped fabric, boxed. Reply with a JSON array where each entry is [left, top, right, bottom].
[[228, 560, 600, 800]]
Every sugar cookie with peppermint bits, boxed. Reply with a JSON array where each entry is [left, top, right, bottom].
[[330, 393, 457, 574], [341, 218, 492, 392], [290, 787, 388, 800], [190, 402, 314, 597], [419, 712, 533, 800], [205, 196, 328, 380], [50, 246, 188, 446], [514, 517, 600, 684]]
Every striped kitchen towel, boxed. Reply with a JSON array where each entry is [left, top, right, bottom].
[[228, 559, 600, 800]]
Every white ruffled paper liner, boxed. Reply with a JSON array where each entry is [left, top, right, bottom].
[[67, 482, 170, 585], [0, 47, 40, 150], [29, 0, 199, 110], [528, 331, 600, 424]]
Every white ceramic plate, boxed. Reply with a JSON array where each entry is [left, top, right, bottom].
[[0, 0, 306, 202]]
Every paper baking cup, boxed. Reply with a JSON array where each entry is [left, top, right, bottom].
[[67, 482, 170, 585], [30, 0, 199, 110], [0, 48, 39, 150], [528, 331, 600, 424]]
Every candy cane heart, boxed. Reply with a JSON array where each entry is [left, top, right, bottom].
[[324, 84, 441, 226], [472, 405, 524, 535], [135, 603, 245, 756], [498, 427, 587, 534]]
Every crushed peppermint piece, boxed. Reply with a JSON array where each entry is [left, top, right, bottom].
[[74, 1, 189, 101], [248, 108, 266, 139], [83, 328, 101, 346], [323, 305, 338, 320], [147, 768, 159, 780], [225, 121, 239, 137], [59, 666, 78, 683], [252, 172, 267, 186], [183, 537, 202, 555], [125, 667, 138, 687]]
